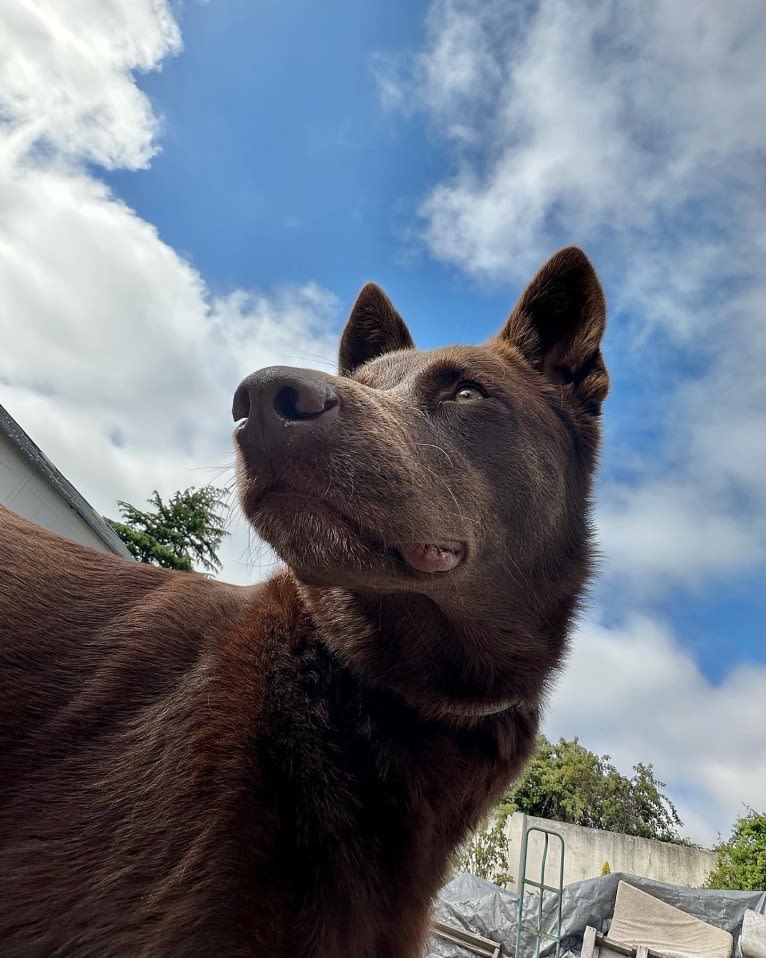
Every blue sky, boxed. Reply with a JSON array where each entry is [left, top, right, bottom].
[[0, 0, 763, 846]]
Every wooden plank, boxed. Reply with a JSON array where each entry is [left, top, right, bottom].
[[582, 925, 599, 958], [430, 919, 501, 958]]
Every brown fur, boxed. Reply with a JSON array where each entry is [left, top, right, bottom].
[[0, 247, 608, 957]]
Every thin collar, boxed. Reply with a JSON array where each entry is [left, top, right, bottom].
[[432, 695, 525, 724]]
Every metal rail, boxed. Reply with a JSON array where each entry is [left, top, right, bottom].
[[514, 825, 565, 957]]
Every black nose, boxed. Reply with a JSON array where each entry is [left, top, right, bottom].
[[233, 366, 339, 447]]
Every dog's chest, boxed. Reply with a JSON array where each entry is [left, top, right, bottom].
[[260, 640, 512, 957]]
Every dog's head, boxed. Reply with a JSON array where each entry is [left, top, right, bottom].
[[233, 247, 607, 710]]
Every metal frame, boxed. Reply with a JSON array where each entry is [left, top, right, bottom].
[[514, 825, 565, 957]]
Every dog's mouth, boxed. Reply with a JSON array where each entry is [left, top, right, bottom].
[[246, 487, 467, 576], [397, 542, 466, 574]]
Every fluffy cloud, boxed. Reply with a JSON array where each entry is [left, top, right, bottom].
[[0, 1, 338, 585], [547, 614, 766, 846], [385, 0, 763, 283], [597, 480, 761, 593], [0, 0, 181, 169]]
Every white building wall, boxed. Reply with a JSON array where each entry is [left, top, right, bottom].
[[0, 433, 109, 553], [505, 812, 717, 891]]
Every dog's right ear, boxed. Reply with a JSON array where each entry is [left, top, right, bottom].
[[339, 283, 415, 375], [494, 247, 609, 415]]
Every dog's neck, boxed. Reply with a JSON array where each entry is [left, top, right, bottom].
[[295, 577, 543, 727]]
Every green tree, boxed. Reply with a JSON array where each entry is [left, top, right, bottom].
[[705, 810, 766, 891], [107, 486, 229, 574], [497, 736, 684, 844], [453, 819, 513, 888]]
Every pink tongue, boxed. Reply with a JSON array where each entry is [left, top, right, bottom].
[[399, 542, 464, 573]]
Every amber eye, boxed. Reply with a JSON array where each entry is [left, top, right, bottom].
[[453, 384, 485, 402]]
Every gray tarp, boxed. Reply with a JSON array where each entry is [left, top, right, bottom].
[[425, 871, 766, 957]]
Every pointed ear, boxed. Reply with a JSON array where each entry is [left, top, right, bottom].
[[339, 283, 415, 375], [495, 247, 609, 414]]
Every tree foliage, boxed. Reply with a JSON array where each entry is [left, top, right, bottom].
[[705, 809, 766, 891], [107, 486, 229, 574], [453, 737, 689, 889], [453, 819, 513, 888], [498, 736, 684, 844]]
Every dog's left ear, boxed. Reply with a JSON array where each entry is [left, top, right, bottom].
[[339, 283, 415, 375], [494, 247, 609, 415]]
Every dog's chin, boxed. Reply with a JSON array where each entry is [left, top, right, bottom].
[[244, 492, 467, 592], [247, 494, 400, 590]]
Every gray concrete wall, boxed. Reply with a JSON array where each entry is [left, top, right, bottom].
[[0, 433, 109, 553], [505, 812, 717, 890]]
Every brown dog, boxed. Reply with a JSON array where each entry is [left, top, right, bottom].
[[0, 247, 608, 957]]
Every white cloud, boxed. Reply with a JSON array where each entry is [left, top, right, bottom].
[[597, 270, 766, 591], [547, 614, 766, 846], [598, 481, 761, 592], [0, 0, 181, 169], [0, 0, 339, 585], [385, 0, 764, 285]]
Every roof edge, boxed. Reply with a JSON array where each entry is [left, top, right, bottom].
[[0, 402, 133, 559]]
